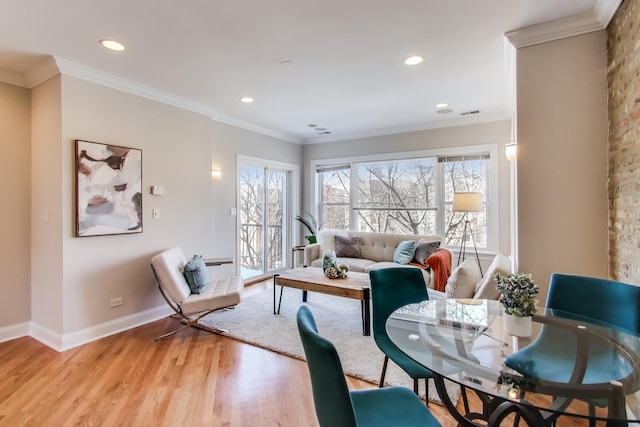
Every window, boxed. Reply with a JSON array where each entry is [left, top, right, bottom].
[[315, 146, 495, 250]]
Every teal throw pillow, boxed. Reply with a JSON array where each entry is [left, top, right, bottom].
[[393, 240, 417, 265], [183, 255, 209, 294]]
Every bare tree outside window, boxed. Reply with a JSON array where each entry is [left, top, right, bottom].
[[239, 166, 286, 278], [316, 153, 489, 247], [356, 160, 436, 234], [320, 167, 350, 230], [443, 159, 487, 248]]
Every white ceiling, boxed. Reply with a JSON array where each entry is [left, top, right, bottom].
[[0, 0, 620, 144]]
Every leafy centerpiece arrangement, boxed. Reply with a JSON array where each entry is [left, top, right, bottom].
[[493, 272, 539, 336]]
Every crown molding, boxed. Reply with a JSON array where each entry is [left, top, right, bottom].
[[24, 56, 300, 144], [210, 113, 302, 143], [505, 0, 622, 48], [303, 112, 510, 144], [0, 68, 28, 87]]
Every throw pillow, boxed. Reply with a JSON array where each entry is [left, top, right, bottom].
[[316, 229, 348, 251], [444, 258, 481, 298], [334, 235, 362, 258], [183, 255, 209, 294], [393, 240, 417, 265], [413, 239, 441, 266], [473, 254, 511, 299]]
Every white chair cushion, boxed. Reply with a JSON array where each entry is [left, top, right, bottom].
[[181, 275, 243, 315], [151, 247, 191, 304], [473, 254, 511, 300]]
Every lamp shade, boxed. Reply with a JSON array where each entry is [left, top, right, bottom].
[[453, 192, 483, 212]]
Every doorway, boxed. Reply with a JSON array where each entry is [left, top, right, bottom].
[[238, 157, 297, 281]]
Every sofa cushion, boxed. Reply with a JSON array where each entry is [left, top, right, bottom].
[[311, 257, 375, 272], [473, 254, 511, 299], [413, 239, 441, 266], [445, 258, 481, 298], [353, 231, 440, 263], [183, 255, 209, 294], [334, 235, 362, 258], [393, 240, 417, 264], [365, 262, 432, 287]]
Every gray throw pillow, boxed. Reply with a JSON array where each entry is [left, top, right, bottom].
[[413, 239, 441, 266], [183, 255, 209, 294], [393, 240, 417, 265], [334, 235, 362, 258]]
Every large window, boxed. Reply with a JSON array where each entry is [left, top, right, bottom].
[[315, 146, 494, 250]]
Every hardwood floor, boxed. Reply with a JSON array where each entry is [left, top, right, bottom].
[[0, 282, 598, 426]]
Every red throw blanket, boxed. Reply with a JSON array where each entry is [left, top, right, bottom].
[[426, 248, 452, 292]]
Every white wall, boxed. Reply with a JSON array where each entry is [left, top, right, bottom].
[[31, 75, 64, 338], [0, 82, 31, 332], [20, 73, 302, 349], [301, 120, 513, 255], [516, 31, 609, 301]]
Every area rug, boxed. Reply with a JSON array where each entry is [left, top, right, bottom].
[[200, 287, 460, 405]]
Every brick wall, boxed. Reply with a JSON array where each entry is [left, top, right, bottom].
[[607, 0, 640, 283]]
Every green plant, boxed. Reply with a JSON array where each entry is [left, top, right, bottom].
[[493, 272, 539, 318], [294, 209, 320, 235]]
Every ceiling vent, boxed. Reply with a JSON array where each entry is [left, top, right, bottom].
[[460, 110, 480, 116]]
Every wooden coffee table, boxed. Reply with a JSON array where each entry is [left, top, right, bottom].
[[273, 267, 371, 336]]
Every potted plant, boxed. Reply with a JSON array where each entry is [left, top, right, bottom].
[[294, 209, 321, 244], [493, 272, 539, 337]]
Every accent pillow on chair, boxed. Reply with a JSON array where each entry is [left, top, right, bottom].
[[445, 258, 481, 298], [183, 255, 209, 294]]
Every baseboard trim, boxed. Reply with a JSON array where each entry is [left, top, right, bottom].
[[0, 322, 30, 343], [3, 306, 173, 352], [59, 306, 173, 351]]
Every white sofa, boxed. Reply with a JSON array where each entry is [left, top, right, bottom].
[[303, 229, 442, 288]]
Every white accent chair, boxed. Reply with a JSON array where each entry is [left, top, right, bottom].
[[151, 246, 243, 340]]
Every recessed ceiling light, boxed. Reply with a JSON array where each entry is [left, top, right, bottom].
[[435, 103, 449, 109], [239, 97, 254, 103], [404, 55, 423, 65], [100, 39, 125, 52]]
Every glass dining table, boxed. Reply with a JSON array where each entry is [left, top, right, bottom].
[[386, 299, 640, 427]]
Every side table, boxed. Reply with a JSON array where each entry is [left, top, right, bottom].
[[292, 245, 306, 269]]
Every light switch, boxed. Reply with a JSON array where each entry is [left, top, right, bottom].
[[152, 209, 160, 219], [151, 186, 164, 196], [230, 208, 237, 216]]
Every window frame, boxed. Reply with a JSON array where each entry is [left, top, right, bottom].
[[311, 143, 499, 252]]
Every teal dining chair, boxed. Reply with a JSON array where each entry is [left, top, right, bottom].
[[506, 273, 640, 426], [369, 268, 434, 397], [296, 305, 442, 427]]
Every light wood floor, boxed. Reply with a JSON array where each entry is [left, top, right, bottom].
[[0, 281, 598, 426]]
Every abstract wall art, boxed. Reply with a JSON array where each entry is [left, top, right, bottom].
[[75, 140, 142, 237]]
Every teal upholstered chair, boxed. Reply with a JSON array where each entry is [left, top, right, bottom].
[[546, 273, 640, 334], [369, 268, 434, 397], [296, 305, 441, 427], [506, 273, 640, 426]]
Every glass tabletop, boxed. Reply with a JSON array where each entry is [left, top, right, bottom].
[[386, 299, 640, 423]]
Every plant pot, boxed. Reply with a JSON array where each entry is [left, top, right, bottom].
[[503, 314, 532, 337], [306, 235, 317, 244]]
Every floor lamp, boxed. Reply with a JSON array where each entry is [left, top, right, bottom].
[[453, 192, 483, 277]]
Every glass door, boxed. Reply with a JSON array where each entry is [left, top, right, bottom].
[[239, 164, 288, 281]]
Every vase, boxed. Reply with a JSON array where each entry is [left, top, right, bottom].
[[503, 314, 532, 337]]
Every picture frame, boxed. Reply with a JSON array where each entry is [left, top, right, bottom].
[[75, 140, 143, 237]]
